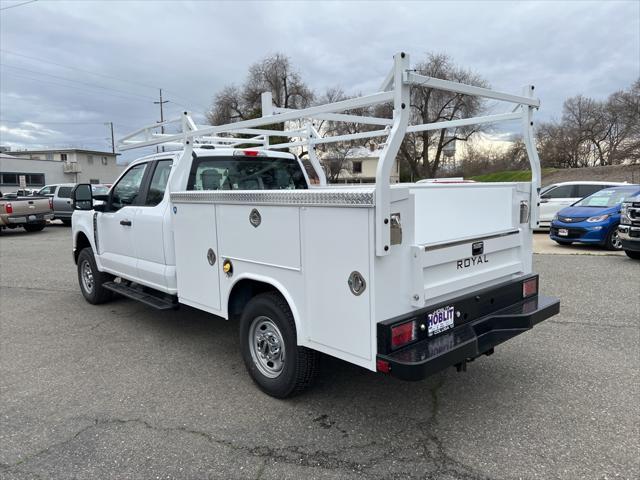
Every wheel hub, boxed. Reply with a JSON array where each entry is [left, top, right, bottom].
[[81, 260, 94, 293], [249, 317, 285, 378]]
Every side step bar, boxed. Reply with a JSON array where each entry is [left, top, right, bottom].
[[103, 281, 178, 310]]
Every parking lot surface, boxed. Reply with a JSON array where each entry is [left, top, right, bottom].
[[1, 226, 638, 480]]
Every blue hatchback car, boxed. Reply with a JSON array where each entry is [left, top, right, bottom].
[[550, 185, 640, 250]]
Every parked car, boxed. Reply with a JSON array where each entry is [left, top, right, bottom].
[[0, 191, 53, 232], [618, 193, 640, 259], [538, 181, 629, 229], [549, 185, 640, 250], [38, 183, 76, 225]]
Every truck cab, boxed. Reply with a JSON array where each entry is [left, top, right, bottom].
[[70, 52, 559, 398]]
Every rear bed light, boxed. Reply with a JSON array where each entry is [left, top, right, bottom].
[[523, 277, 538, 298], [233, 149, 264, 157], [391, 320, 417, 349], [5, 202, 13, 214]]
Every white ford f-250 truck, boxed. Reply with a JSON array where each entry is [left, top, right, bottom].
[[71, 53, 559, 398]]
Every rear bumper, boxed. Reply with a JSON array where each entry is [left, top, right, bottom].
[[2, 213, 53, 225], [377, 294, 559, 381]]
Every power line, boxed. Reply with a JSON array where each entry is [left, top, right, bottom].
[[0, 0, 37, 11], [0, 48, 205, 112], [1, 70, 159, 104], [0, 63, 159, 101]]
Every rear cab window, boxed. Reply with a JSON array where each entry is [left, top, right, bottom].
[[187, 155, 307, 191], [57, 186, 74, 198]]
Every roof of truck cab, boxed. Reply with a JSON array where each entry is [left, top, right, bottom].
[[126, 148, 297, 167]]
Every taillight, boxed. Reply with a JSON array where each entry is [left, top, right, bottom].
[[523, 277, 538, 298], [376, 359, 391, 373], [243, 150, 259, 157], [391, 320, 417, 349], [6, 202, 13, 214], [49, 198, 53, 210]]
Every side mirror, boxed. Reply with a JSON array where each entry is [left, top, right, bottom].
[[72, 184, 93, 211]]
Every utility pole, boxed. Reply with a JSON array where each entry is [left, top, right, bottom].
[[154, 88, 169, 152], [108, 122, 115, 153]]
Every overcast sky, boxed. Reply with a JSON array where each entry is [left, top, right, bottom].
[[1, 0, 638, 163]]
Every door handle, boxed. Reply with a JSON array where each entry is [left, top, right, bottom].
[[540, 199, 549, 203], [120, 219, 132, 226]]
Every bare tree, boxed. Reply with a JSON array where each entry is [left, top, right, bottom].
[[397, 53, 489, 179], [314, 87, 380, 182], [538, 80, 639, 168], [207, 53, 314, 125]]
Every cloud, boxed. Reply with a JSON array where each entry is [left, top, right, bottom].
[[0, 0, 638, 161]]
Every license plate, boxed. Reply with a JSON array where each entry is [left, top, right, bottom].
[[427, 305, 455, 337], [558, 228, 568, 237]]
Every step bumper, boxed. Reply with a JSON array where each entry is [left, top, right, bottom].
[[377, 294, 559, 381]]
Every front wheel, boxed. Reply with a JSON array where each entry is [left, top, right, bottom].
[[239, 292, 318, 398], [605, 227, 622, 250], [625, 250, 640, 260], [77, 247, 113, 304]]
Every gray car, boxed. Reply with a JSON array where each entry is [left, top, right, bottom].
[[38, 183, 75, 225]]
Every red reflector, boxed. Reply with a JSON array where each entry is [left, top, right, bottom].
[[391, 320, 416, 349], [376, 359, 391, 373], [49, 198, 53, 210], [523, 278, 538, 298], [6, 202, 13, 214], [243, 150, 259, 156]]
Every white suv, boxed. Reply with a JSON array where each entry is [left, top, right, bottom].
[[538, 181, 629, 228]]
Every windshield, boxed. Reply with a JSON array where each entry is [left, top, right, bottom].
[[574, 187, 639, 208], [187, 155, 307, 191]]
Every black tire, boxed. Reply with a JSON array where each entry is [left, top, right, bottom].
[[61, 218, 72, 226], [554, 240, 573, 246], [625, 250, 640, 260], [239, 292, 318, 398], [24, 223, 45, 232], [77, 247, 113, 304], [604, 226, 622, 251]]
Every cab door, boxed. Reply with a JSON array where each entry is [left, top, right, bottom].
[[132, 159, 173, 290], [97, 162, 149, 279]]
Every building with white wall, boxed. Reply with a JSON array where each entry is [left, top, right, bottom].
[[0, 149, 123, 194]]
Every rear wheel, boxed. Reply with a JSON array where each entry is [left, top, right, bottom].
[[77, 247, 113, 304], [605, 227, 622, 250], [625, 250, 640, 260], [239, 292, 318, 398], [24, 223, 45, 232]]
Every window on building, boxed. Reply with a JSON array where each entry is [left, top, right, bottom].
[[60, 153, 68, 161], [87, 155, 94, 164], [26, 173, 45, 186], [46, 153, 54, 161], [0, 172, 45, 186], [101, 156, 108, 165], [0, 173, 18, 185], [89, 179, 99, 184], [352, 161, 363, 174]]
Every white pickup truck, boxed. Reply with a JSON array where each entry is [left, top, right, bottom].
[[71, 53, 559, 397]]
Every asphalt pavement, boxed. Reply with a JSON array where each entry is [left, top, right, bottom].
[[1, 225, 638, 480]]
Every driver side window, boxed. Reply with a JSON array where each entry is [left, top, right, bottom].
[[111, 163, 147, 210]]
